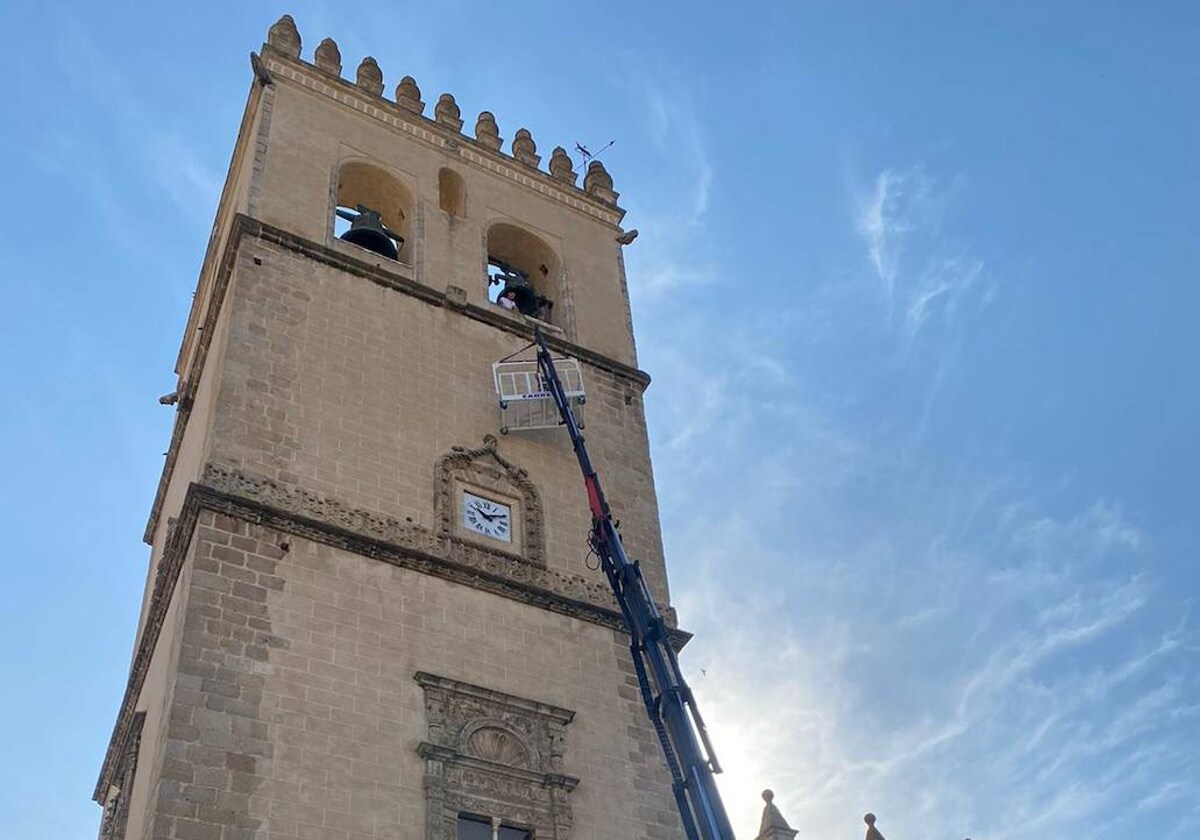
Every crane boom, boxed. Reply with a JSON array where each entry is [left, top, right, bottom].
[[532, 328, 738, 840]]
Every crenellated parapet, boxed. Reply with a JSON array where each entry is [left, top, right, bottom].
[[262, 14, 622, 210]]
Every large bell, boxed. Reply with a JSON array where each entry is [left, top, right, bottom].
[[337, 204, 403, 260], [341, 225, 398, 259], [500, 281, 541, 317]]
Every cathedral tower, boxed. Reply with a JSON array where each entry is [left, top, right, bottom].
[[96, 16, 685, 840]]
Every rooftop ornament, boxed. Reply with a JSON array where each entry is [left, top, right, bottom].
[[511, 128, 541, 168], [475, 111, 503, 152], [435, 93, 463, 132], [549, 147, 577, 185], [314, 37, 342, 76], [356, 57, 383, 96], [395, 76, 425, 114], [755, 790, 798, 840], [266, 14, 301, 58]]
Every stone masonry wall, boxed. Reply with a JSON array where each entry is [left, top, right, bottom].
[[206, 236, 671, 603], [151, 509, 685, 840]]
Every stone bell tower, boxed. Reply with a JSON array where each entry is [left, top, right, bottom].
[[94, 14, 688, 840]]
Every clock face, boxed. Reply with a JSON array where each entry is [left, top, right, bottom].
[[462, 492, 512, 542]]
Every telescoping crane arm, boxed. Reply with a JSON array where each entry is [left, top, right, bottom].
[[532, 328, 738, 840]]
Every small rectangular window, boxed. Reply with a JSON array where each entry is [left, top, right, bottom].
[[456, 814, 532, 840]]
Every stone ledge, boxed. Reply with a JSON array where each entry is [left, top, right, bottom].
[[201, 463, 621, 616], [101, 478, 689, 802]]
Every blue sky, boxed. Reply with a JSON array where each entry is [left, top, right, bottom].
[[1, 2, 1196, 839]]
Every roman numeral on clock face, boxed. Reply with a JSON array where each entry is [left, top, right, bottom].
[[461, 491, 512, 543]]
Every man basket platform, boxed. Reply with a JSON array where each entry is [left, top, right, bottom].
[[492, 346, 585, 434]]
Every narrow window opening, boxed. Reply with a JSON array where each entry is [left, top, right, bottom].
[[457, 814, 532, 840]]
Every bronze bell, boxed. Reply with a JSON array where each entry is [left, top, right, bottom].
[[490, 259, 553, 318], [499, 281, 540, 316], [336, 204, 403, 259]]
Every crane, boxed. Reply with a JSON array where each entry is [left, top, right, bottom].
[[532, 328, 738, 840]]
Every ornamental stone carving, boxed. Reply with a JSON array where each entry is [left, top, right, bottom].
[[198, 462, 698, 637], [511, 128, 540, 168], [415, 672, 578, 840], [549, 147, 577, 185], [396, 75, 425, 114], [466, 726, 530, 768], [475, 111, 503, 152], [433, 436, 546, 567], [583, 160, 618, 204], [435, 93, 464, 132], [356, 56, 383, 96], [314, 37, 342, 77], [266, 15, 301, 58], [756, 790, 798, 840]]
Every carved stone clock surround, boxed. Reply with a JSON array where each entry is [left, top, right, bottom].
[[434, 435, 545, 566]]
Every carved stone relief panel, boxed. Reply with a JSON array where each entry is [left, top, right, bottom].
[[415, 672, 578, 840]]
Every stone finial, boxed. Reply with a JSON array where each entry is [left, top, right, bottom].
[[549, 147, 577, 184], [395, 76, 424, 114], [435, 93, 463, 132], [314, 37, 342, 76], [266, 15, 301, 58], [356, 57, 383, 96], [755, 790, 798, 840], [864, 813, 886, 840], [583, 160, 618, 203], [474, 111, 502, 151], [512, 128, 541, 168]]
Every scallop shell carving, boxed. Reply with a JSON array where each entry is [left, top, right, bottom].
[[465, 726, 529, 768]]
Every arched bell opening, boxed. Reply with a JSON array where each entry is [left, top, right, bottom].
[[333, 160, 414, 263], [485, 222, 560, 325]]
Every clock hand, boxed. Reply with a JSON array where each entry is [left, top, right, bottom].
[[472, 505, 502, 521]]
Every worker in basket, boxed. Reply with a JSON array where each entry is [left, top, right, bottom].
[[490, 260, 553, 319]]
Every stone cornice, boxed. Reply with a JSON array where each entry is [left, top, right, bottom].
[[259, 45, 626, 227], [174, 78, 267, 379], [143, 213, 651, 545], [197, 465, 683, 636], [103, 478, 688, 801], [416, 742, 581, 791], [96, 481, 203, 801], [249, 216, 652, 385], [414, 672, 576, 724]]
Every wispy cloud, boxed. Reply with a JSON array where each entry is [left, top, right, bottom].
[[628, 146, 1195, 839], [850, 167, 992, 434], [678, 487, 1195, 840]]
